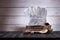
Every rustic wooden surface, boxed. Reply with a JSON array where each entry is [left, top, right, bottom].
[[0, 31, 59, 38]]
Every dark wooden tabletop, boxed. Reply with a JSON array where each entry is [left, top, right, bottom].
[[0, 31, 60, 38]]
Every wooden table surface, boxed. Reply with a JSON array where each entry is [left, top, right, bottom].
[[0, 31, 60, 38]]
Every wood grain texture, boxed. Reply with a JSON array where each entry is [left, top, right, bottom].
[[0, 0, 60, 31], [0, 0, 60, 7]]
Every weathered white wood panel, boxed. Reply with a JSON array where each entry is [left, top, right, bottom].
[[0, 8, 27, 15], [0, 0, 60, 7], [0, 0, 60, 31]]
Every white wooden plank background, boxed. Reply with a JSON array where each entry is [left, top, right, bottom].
[[0, 0, 60, 7], [0, 0, 60, 31]]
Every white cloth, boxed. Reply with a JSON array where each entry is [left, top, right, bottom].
[[24, 6, 47, 25]]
